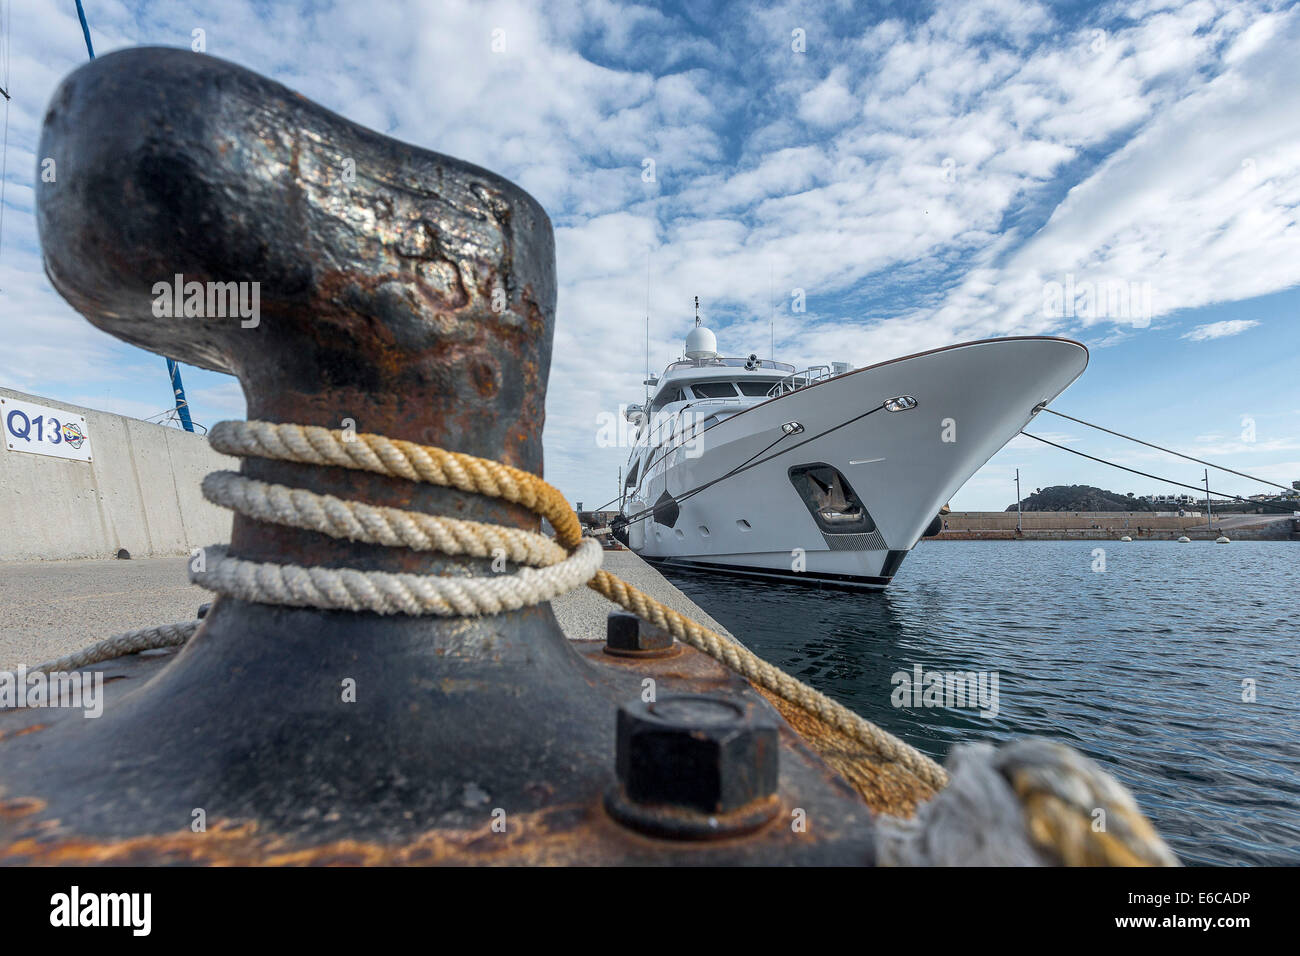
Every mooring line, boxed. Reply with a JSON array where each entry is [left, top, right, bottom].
[[1037, 407, 1292, 492], [1020, 431, 1298, 514]]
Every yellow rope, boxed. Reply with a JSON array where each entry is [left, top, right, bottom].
[[210, 421, 950, 792]]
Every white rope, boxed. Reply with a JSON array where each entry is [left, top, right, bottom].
[[21, 621, 200, 676], [189, 541, 603, 617], [201, 471, 566, 567], [190, 454, 602, 614]]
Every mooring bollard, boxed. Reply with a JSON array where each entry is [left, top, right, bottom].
[[0, 47, 876, 865]]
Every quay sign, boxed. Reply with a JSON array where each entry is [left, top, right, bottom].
[[1, 397, 93, 463]]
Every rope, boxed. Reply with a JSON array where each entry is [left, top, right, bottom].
[[201, 471, 567, 567], [587, 568, 945, 786], [26, 621, 198, 676], [6, 419, 949, 792], [1038, 407, 1293, 492], [874, 738, 1179, 865], [189, 542, 604, 617]]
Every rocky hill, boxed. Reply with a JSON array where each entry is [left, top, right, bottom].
[[1006, 485, 1157, 512]]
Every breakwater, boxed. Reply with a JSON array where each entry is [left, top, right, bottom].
[[933, 510, 1298, 541]]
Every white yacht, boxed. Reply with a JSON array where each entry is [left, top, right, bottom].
[[612, 317, 1088, 589]]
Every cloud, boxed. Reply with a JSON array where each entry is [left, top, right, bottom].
[[798, 68, 857, 128], [1181, 319, 1261, 341]]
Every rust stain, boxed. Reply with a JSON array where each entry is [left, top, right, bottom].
[[0, 804, 621, 867], [0, 723, 49, 743], [470, 359, 499, 398]]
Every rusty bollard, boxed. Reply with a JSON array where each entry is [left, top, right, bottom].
[[0, 47, 875, 865]]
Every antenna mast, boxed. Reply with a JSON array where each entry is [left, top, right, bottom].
[[1204, 469, 1213, 531], [644, 248, 650, 407], [70, 0, 195, 431], [770, 265, 775, 360]]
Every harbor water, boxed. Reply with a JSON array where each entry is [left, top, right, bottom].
[[659, 539, 1300, 866]]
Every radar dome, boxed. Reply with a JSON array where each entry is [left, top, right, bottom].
[[685, 325, 718, 359]]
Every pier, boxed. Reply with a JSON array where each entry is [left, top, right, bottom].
[[0, 551, 735, 673]]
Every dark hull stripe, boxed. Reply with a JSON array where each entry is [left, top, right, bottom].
[[642, 555, 893, 591]]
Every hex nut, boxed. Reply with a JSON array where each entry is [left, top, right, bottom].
[[615, 694, 779, 814], [604, 609, 675, 657]]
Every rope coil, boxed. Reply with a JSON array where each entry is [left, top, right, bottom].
[[17, 419, 949, 792]]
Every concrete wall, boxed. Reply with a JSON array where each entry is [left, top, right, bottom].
[[0, 388, 235, 561]]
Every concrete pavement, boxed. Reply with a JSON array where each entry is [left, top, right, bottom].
[[0, 550, 734, 671]]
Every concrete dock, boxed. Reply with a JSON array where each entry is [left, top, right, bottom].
[[0, 550, 734, 671]]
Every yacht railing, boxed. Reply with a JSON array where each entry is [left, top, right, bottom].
[[767, 366, 832, 397], [663, 357, 796, 374]]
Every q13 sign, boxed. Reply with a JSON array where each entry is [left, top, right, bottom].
[[2, 397, 93, 463]]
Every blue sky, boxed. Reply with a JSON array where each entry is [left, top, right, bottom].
[[1, 0, 1297, 510]]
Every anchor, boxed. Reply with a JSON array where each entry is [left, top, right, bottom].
[[0, 47, 877, 864]]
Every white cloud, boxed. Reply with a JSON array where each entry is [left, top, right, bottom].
[[1181, 319, 1261, 341], [798, 68, 857, 128]]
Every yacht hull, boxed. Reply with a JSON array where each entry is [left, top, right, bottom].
[[618, 336, 1088, 589]]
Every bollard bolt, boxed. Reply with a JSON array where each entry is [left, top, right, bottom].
[[604, 609, 675, 658], [606, 694, 780, 839]]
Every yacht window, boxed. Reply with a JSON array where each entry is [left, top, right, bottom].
[[788, 463, 877, 534], [690, 382, 737, 399], [737, 380, 777, 397], [677, 408, 722, 435], [651, 388, 685, 413], [624, 457, 640, 490]]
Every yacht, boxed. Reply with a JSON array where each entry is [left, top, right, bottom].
[[611, 316, 1088, 589]]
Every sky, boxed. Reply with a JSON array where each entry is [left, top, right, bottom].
[[0, 0, 1297, 511]]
